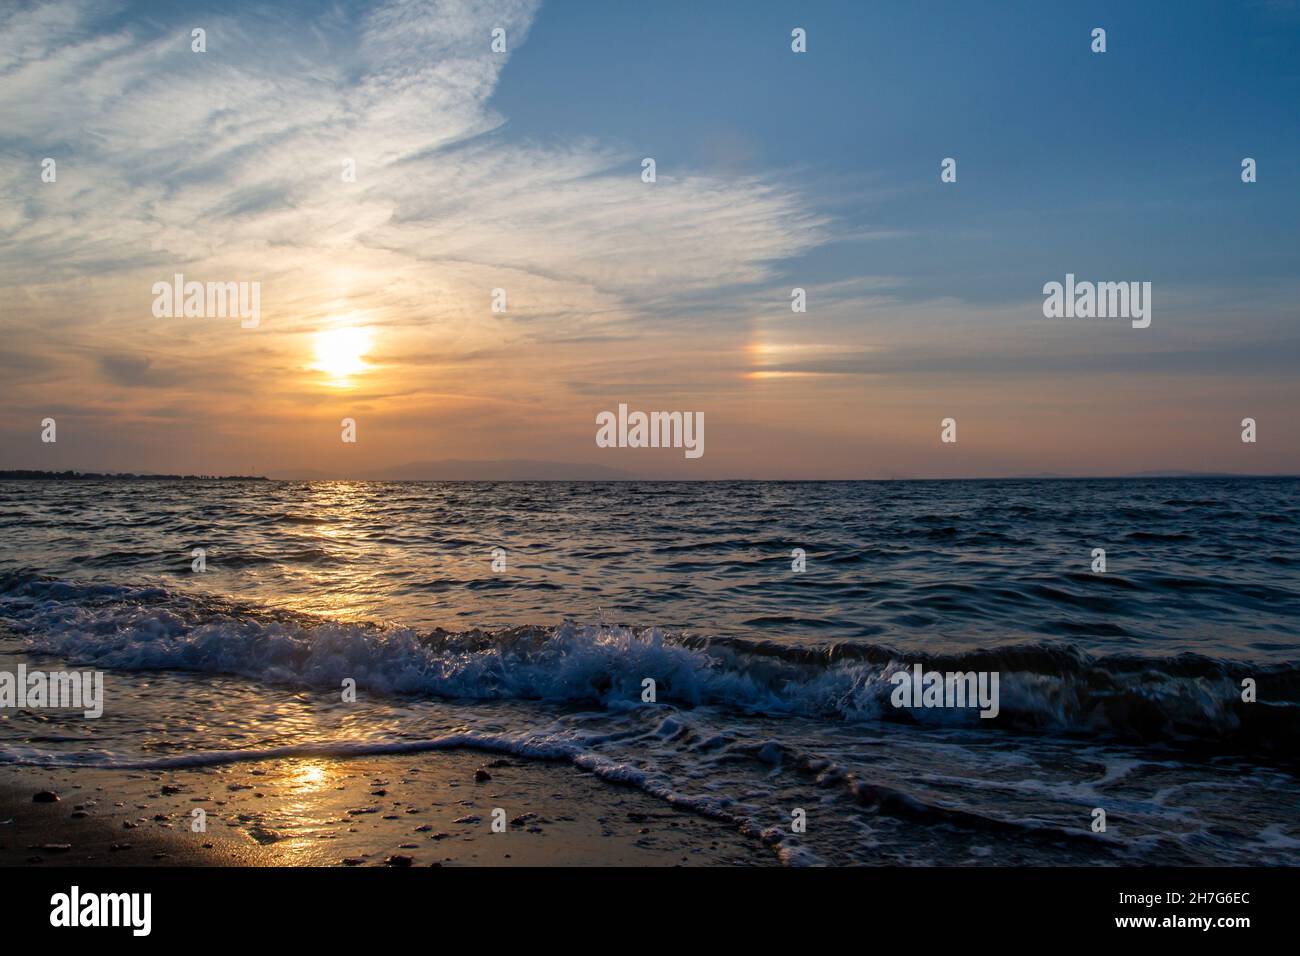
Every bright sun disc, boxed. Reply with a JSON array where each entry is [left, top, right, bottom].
[[312, 327, 373, 383]]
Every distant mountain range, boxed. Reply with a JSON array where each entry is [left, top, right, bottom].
[[268, 459, 636, 481]]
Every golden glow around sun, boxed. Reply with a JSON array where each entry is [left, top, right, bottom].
[[312, 326, 373, 385]]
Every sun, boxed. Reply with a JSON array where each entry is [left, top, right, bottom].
[[312, 326, 373, 385]]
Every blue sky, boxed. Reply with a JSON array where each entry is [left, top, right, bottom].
[[0, 0, 1297, 478], [495, 0, 1300, 303]]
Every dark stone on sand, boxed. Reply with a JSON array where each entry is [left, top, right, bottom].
[[249, 827, 281, 846], [32, 790, 59, 803], [342, 858, 364, 866], [371, 788, 388, 796], [398, 843, 418, 849], [347, 806, 380, 815], [160, 785, 182, 795], [384, 854, 414, 867], [70, 811, 89, 819], [474, 768, 491, 782], [109, 843, 132, 851]]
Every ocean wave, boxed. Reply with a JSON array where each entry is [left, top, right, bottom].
[[1, 570, 1294, 754]]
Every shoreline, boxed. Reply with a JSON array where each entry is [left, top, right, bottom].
[[0, 751, 775, 867]]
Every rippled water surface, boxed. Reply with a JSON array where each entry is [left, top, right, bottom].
[[3, 477, 1297, 654], [1, 478, 1297, 865]]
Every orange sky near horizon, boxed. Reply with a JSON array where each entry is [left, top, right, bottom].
[[1, 1, 1296, 480]]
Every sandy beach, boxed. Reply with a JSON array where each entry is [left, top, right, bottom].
[[0, 750, 774, 867]]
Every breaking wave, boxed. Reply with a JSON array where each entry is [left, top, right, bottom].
[[1, 570, 1294, 754]]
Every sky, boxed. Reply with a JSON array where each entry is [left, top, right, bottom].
[[1, 0, 1297, 479]]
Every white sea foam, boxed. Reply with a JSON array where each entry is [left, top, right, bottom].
[[0, 575, 1274, 739], [2, 575, 1296, 866]]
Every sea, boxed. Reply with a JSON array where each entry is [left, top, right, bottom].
[[1, 477, 1296, 865]]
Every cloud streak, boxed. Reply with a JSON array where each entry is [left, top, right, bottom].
[[0, 0, 825, 326]]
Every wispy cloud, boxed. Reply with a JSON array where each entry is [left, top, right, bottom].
[[0, 0, 825, 330], [1, 0, 1295, 478]]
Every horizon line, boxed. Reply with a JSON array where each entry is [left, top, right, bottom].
[[2, 469, 1297, 483]]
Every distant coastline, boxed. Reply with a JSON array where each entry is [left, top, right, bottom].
[[0, 470, 268, 481]]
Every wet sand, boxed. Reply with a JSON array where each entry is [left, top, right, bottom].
[[0, 749, 775, 866]]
